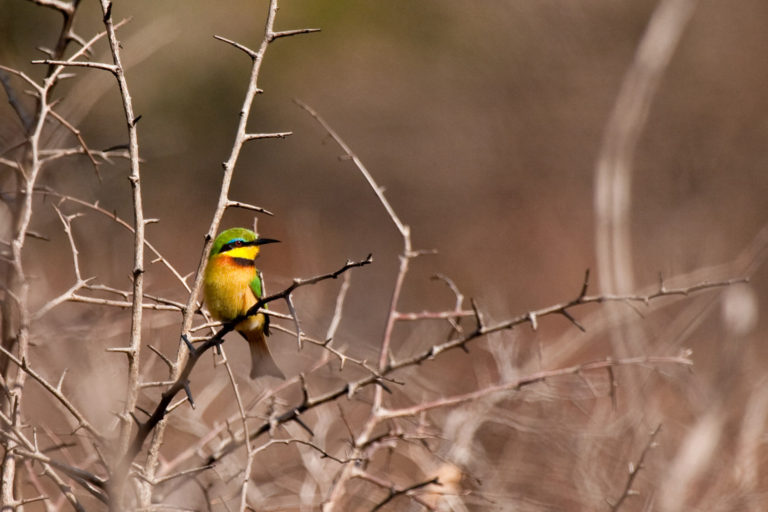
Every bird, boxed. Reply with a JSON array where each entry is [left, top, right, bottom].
[[203, 227, 283, 379]]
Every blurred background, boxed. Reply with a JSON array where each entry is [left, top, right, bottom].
[[2, 0, 768, 509]]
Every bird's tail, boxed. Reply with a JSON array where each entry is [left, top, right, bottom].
[[240, 328, 284, 379]]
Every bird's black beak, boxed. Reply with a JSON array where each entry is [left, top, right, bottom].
[[254, 238, 280, 246]]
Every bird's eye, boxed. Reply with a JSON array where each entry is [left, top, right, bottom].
[[234, 240, 243, 247]]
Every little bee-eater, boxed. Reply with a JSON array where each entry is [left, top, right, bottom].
[[203, 227, 283, 379]]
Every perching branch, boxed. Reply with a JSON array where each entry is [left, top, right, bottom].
[[122, 7, 320, 504], [108, 255, 370, 500]]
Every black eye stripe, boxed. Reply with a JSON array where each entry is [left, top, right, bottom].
[[219, 239, 255, 254]]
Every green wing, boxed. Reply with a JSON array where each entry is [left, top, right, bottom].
[[249, 273, 263, 299], [249, 272, 270, 335]]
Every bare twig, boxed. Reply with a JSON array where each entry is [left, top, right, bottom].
[[0, 345, 102, 441], [390, 276, 747, 370], [351, 469, 439, 512], [30, 59, 118, 74], [608, 424, 663, 511], [379, 358, 688, 420], [48, 108, 100, 178], [225, 199, 274, 215], [0, 70, 33, 132], [326, 272, 352, 342], [242, 131, 292, 142], [74, 2, 147, 507], [215, 344, 253, 512], [40, 190, 191, 291], [177, 0, 315, 357]]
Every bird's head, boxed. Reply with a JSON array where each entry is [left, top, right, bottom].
[[209, 227, 279, 261]]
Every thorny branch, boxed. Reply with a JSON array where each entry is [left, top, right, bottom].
[[395, 271, 747, 364], [205, 271, 720, 465], [95, 3, 147, 476]]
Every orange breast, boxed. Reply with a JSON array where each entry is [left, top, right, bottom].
[[203, 255, 258, 322]]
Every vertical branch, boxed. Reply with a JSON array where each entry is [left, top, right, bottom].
[[218, 350, 254, 512], [0, 84, 43, 507], [86, 2, 148, 509], [593, 0, 697, 372], [97, 1, 146, 455], [594, 0, 698, 297]]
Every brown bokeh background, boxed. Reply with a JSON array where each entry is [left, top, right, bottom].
[[2, 0, 768, 509]]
